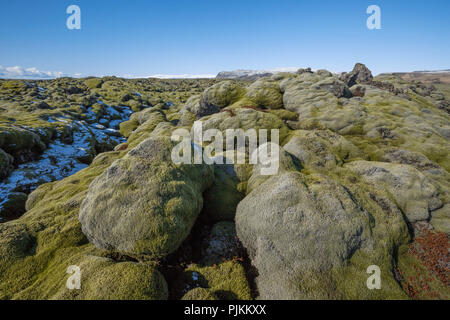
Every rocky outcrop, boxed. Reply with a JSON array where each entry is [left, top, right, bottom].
[[340, 63, 374, 86]]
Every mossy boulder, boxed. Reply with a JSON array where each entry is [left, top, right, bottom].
[[118, 108, 165, 140], [178, 110, 196, 127], [246, 147, 300, 194], [340, 63, 374, 87], [280, 73, 364, 135], [236, 171, 410, 299], [346, 161, 442, 222], [184, 261, 252, 300], [84, 78, 103, 90], [281, 72, 341, 115], [79, 136, 214, 259], [313, 77, 353, 98], [0, 150, 168, 299], [0, 192, 28, 221], [377, 148, 444, 174], [199, 81, 245, 112], [199, 107, 291, 145], [267, 108, 298, 121], [180, 94, 217, 119], [283, 129, 367, 171], [430, 204, 450, 234], [245, 78, 283, 109]]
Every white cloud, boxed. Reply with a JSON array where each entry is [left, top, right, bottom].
[[0, 65, 66, 79]]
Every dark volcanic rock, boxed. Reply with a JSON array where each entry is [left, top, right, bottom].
[[340, 63, 374, 87]]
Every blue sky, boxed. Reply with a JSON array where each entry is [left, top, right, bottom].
[[0, 0, 449, 78]]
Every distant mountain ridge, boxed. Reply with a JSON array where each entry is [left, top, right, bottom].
[[411, 69, 450, 73], [381, 69, 450, 84], [216, 68, 298, 80]]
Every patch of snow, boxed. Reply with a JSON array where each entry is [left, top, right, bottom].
[[0, 104, 135, 215], [99, 118, 109, 126], [109, 120, 121, 130]]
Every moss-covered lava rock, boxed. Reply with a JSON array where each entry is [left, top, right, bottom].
[[79, 136, 214, 259]]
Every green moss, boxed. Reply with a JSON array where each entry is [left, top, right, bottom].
[[0, 125, 46, 154], [245, 79, 283, 109], [201, 163, 244, 222], [166, 112, 180, 124], [184, 261, 252, 300], [78, 135, 213, 259], [1, 74, 448, 300], [182, 287, 218, 300], [201, 81, 245, 109], [25, 182, 56, 211], [126, 112, 167, 148], [396, 244, 450, 300], [127, 99, 142, 112], [330, 250, 409, 300], [178, 110, 196, 126], [267, 108, 298, 121], [56, 260, 168, 300], [84, 78, 103, 90], [119, 118, 139, 138], [0, 147, 13, 178], [273, 167, 412, 299], [200, 107, 292, 146]]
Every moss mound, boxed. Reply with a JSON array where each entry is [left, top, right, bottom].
[[183, 261, 252, 300], [79, 135, 214, 259], [1, 65, 449, 300], [200, 81, 245, 111], [246, 78, 283, 109]]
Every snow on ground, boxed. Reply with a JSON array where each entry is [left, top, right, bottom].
[[0, 103, 134, 216]]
